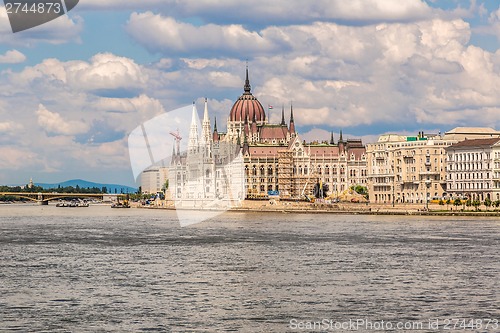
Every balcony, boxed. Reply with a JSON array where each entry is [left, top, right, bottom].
[[419, 170, 439, 175]]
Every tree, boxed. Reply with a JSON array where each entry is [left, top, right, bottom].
[[453, 198, 461, 210], [472, 200, 481, 211], [465, 199, 472, 211], [484, 198, 492, 211], [439, 199, 444, 209], [446, 198, 451, 210], [162, 180, 169, 195], [351, 185, 369, 199]]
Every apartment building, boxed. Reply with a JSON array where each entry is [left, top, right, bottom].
[[367, 127, 500, 204], [367, 133, 453, 204], [493, 142, 500, 201], [445, 138, 500, 201]]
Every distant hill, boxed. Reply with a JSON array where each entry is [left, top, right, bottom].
[[36, 179, 137, 194]]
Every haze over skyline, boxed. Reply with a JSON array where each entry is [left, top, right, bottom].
[[1, 0, 500, 187]]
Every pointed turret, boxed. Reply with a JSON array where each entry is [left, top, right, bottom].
[[188, 101, 199, 154], [212, 116, 219, 142], [289, 103, 295, 134], [281, 105, 285, 126], [202, 97, 211, 145], [330, 132, 335, 145], [251, 109, 257, 136], [244, 114, 250, 138], [338, 130, 345, 153], [242, 128, 249, 155]]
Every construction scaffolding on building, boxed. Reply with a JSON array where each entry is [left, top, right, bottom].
[[277, 150, 293, 198]]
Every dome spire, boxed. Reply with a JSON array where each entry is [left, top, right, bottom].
[[244, 62, 251, 94]]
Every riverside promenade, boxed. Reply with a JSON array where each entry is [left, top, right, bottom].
[[138, 199, 500, 217]]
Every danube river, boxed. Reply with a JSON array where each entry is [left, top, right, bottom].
[[0, 205, 498, 332]]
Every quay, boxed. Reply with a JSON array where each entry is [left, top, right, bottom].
[[137, 200, 500, 217]]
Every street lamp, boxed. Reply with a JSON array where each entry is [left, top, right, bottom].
[[392, 178, 395, 207], [425, 181, 430, 211]]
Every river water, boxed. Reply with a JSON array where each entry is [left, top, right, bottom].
[[0, 205, 498, 332]]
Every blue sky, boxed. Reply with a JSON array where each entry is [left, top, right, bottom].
[[1, 0, 500, 186]]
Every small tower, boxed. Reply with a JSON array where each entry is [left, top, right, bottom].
[[202, 98, 212, 145], [289, 103, 295, 135], [251, 110, 257, 140], [330, 132, 335, 145], [188, 102, 199, 154], [201, 98, 212, 157], [281, 105, 285, 126], [212, 117, 219, 142], [242, 129, 249, 155], [338, 130, 345, 153]]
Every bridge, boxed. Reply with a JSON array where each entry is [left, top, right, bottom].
[[0, 192, 123, 205]]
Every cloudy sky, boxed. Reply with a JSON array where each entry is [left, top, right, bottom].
[[1, 0, 500, 187]]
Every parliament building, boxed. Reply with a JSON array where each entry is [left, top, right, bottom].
[[167, 68, 368, 201]]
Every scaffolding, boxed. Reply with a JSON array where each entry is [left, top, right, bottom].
[[278, 151, 293, 198]]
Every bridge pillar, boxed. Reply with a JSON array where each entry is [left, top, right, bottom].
[[38, 200, 48, 205]]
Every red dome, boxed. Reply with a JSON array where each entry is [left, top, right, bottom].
[[229, 94, 266, 122], [229, 67, 266, 122]]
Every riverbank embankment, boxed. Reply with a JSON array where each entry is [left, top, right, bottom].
[[137, 200, 500, 217]]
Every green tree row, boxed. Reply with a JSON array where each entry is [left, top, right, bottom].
[[439, 198, 500, 211], [0, 184, 107, 194]]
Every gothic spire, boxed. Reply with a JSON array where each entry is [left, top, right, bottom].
[[244, 63, 251, 94], [339, 129, 343, 142], [289, 102, 295, 133], [281, 105, 285, 126], [212, 117, 219, 142], [330, 131, 334, 145]]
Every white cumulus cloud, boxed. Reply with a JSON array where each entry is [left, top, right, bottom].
[[0, 6, 83, 45], [126, 12, 279, 56], [36, 104, 89, 135], [0, 49, 26, 63]]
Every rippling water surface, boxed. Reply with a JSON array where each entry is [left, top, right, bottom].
[[0, 205, 499, 332]]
